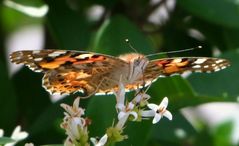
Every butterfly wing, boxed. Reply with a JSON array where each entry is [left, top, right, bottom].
[[143, 57, 230, 81], [10, 50, 129, 96], [10, 50, 126, 71]]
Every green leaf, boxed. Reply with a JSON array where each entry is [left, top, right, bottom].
[[45, 0, 91, 49], [82, 0, 117, 8], [148, 76, 227, 112], [150, 113, 197, 144], [178, 0, 239, 29], [195, 125, 214, 146], [28, 97, 76, 144], [0, 137, 15, 145], [86, 95, 117, 136], [213, 121, 233, 146], [188, 49, 239, 100], [1, 6, 43, 33], [0, 61, 17, 132], [189, 17, 239, 51], [6, 0, 46, 8], [222, 28, 239, 50], [12, 68, 51, 125], [91, 15, 155, 55]]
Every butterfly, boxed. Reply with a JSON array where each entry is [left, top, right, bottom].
[[10, 49, 230, 97]]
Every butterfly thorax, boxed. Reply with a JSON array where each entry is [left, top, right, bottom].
[[118, 53, 149, 83]]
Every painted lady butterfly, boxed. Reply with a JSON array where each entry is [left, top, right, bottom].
[[10, 50, 230, 97]]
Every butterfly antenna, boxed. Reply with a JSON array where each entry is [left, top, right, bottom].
[[146, 46, 202, 57], [125, 39, 138, 53]]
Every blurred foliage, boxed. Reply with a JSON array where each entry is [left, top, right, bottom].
[[0, 137, 15, 144], [0, 0, 239, 145]]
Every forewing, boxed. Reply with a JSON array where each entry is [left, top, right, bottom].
[[9, 49, 127, 72], [144, 57, 230, 79], [10, 49, 129, 96]]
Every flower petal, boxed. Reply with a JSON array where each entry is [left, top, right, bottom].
[[11, 126, 28, 140], [118, 111, 127, 120], [114, 82, 125, 105], [90, 137, 97, 145], [116, 112, 129, 129], [141, 110, 155, 117], [116, 103, 125, 111], [129, 111, 138, 121], [159, 97, 168, 108], [147, 103, 159, 111], [128, 102, 134, 110], [133, 93, 143, 103], [98, 134, 108, 146], [73, 97, 80, 109], [163, 110, 173, 120], [69, 117, 82, 138], [5, 126, 28, 146], [152, 113, 162, 124], [65, 137, 75, 146]]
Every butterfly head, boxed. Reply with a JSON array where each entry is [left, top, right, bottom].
[[119, 53, 147, 62]]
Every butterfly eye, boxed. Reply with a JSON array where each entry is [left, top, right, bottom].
[[134, 59, 141, 66]]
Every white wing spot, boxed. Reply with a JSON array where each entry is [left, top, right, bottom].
[[212, 64, 216, 67], [204, 65, 209, 68], [192, 65, 201, 69], [214, 68, 220, 72], [48, 53, 60, 57], [33, 50, 40, 54], [221, 66, 226, 70], [48, 51, 66, 57], [195, 70, 202, 73], [215, 60, 224, 64], [75, 54, 94, 59], [194, 58, 207, 64], [34, 58, 43, 61], [172, 58, 182, 63]]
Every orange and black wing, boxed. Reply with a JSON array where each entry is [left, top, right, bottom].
[[143, 57, 230, 81], [10, 50, 128, 96]]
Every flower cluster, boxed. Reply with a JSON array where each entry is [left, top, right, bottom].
[[60, 98, 90, 146], [60, 82, 173, 146], [0, 126, 28, 146], [115, 82, 172, 128]]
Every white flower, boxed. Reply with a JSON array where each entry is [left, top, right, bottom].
[[116, 102, 138, 129], [60, 97, 89, 146], [142, 97, 172, 124], [90, 134, 108, 146], [114, 82, 125, 106], [114, 82, 138, 129], [60, 97, 85, 118], [5, 126, 28, 146], [132, 91, 151, 106], [62, 117, 86, 141], [64, 137, 75, 146], [117, 102, 137, 120]]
